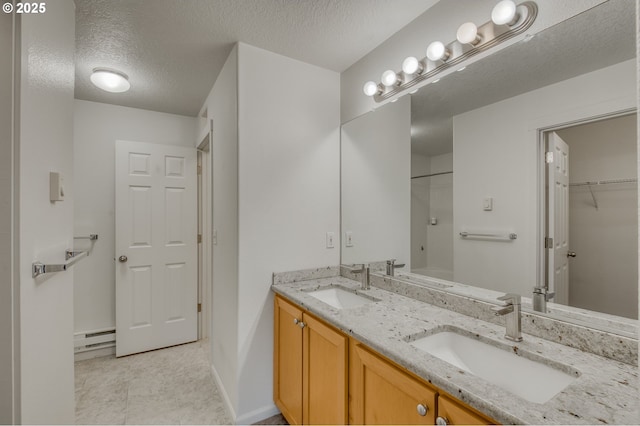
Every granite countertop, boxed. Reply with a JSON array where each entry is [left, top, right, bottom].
[[271, 275, 639, 425]]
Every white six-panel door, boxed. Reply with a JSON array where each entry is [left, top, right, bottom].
[[548, 132, 570, 305], [115, 140, 197, 357]]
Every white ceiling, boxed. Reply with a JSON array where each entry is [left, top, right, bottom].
[[411, 0, 637, 157], [74, 0, 439, 117]]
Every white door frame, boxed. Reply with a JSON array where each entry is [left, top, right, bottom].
[[197, 120, 213, 342], [536, 108, 636, 296]]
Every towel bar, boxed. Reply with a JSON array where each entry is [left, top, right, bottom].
[[32, 250, 88, 278]]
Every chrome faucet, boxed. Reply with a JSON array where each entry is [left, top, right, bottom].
[[385, 259, 406, 276], [532, 286, 555, 313], [351, 264, 370, 290], [491, 293, 523, 342]]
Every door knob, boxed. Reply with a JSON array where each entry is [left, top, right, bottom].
[[567, 251, 577, 258], [436, 416, 449, 426], [118, 255, 128, 262]]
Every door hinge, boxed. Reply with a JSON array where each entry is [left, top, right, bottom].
[[197, 303, 202, 313], [544, 237, 554, 249], [197, 234, 202, 244], [197, 165, 202, 175], [545, 151, 554, 164]]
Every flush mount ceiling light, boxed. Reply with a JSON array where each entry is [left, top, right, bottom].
[[90, 68, 131, 93], [362, 1, 538, 101]]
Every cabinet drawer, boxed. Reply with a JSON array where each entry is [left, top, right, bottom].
[[350, 341, 437, 425]]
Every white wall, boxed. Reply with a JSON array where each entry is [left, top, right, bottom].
[[0, 8, 16, 424], [557, 115, 637, 319], [73, 100, 197, 333], [453, 60, 637, 296], [340, 0, 606, 124], [200, 45, 239, 415], [342, 97, 411, 266], [411, 154, 430, 269], [17, 2, 76, 422], [426, 153, 453, 275], [236, 43, 340, 423]]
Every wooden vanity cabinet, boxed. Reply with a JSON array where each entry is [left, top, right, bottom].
[[436, 394, 494, 425], [273, 295, 348, 425], [274, 294, 497, 425], [349, 339, 437, 424]]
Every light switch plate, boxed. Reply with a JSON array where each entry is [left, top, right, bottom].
[[483, 197, 493, 211], [345, 231, 353, 247], [326, 232, 335, 248], [50, 172, 64, 202]]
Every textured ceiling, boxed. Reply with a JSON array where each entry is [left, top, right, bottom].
[[74, 0, 439, 116], [411, 0, 637, 157]]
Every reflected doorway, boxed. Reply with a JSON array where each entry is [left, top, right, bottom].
[[544, 113, 638, 319]]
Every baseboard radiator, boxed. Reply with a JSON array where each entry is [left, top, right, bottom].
[[74, 327, 116, 358]]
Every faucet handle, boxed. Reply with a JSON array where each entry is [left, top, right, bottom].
[[497, 293, 521, 305], [351, 263, 366, 273]]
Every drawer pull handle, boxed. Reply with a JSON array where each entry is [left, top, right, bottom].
[[298, 321, 306, 329], [417, 403, 428, 416], [436, 416, 449, 425], [293, 318, 299, 325]]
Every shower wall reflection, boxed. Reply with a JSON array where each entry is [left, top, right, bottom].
[[411, 153, 453, 280]]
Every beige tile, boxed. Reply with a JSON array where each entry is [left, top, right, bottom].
[[76, 341, 230, 425]]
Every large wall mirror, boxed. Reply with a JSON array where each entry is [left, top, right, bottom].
[[341, 1, 638, 334]]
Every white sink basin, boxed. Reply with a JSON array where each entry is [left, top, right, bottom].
[[410, 330, 579, 403], [306, 287, 377, 310]]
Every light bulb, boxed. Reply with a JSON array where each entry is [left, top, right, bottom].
[[456, 22, 481, 45], [381, 70, 399, 87], [491, 0, 518, 26], [402, 56, 423, 75], [363, 81, 380, 96], [90, 68, 130, 93], [426, 41, 449, 62]]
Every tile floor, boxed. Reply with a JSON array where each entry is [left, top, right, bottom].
[[74, 340, 233, 425]]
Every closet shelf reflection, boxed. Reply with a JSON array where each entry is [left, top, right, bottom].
[[569, 178, 637, 187], [569, 178, 636, 210]]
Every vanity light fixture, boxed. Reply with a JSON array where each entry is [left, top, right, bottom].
[[402, 56, 424, 75], [381, 69, 401, 86], [90, 68, 131, 93], [491, 0, 519, 26], [426, 41, 450, 62], [362, 1, 538, 101], [457, 22, 482, 45], [363, 80, 382, 96]]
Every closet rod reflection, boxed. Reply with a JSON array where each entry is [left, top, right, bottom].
[[411, 171, 453, 180]]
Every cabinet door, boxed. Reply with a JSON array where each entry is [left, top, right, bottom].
[[437, 394, 496, 425], [350, 340, 437, 425], [274, 296, 304, 425], [303, 314, 348, 425]]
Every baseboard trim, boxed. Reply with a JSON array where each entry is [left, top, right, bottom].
[[210, 363, 237, 424], [236, 403, 281, 425], [74, 345, 115, 362]]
